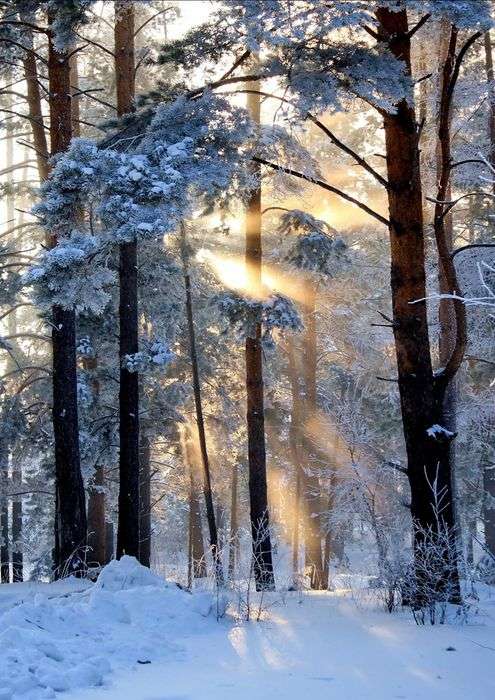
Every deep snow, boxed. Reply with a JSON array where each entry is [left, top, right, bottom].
[[0, 558, 494, 700]]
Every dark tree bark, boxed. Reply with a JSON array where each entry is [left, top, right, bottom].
[[244, 76, 275, 591], [139, 435, 151, 567], [47, 12, 87, 577], [376, 6, 462, 604], [180, 225, 223, 584], [483, 453, 495, 558], [11, 464, 23, 582], [115, 0, 140, 560], [435, 25, 465, 561], [0, 442, 9, 583], [484, 30, 495, 188]]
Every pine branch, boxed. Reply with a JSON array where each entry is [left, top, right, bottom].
[[253, 156, 390, 227]]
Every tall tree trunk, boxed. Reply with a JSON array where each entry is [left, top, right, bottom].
[[8, 113, 25, 583], [0, 442, 8, 583], [47, 14, 87, 576], [228, 461, 239, 581], [483, 449, 495, 558], [180, 225, 223, 584], [376, 7, 461, 604], [301, 281, 325, 589], [8, 314, 22, 582], [87, 463, 106, 568], [114, 1, 140, 560], [21, 29, 50, 181], [84, 352, 107, 566], [286, 339, 302, 584], [483, 31, 495, 556], [11, 460, 22, 582], [485, 30, 495, 189], [245, 75, 275, 591], [105, 520, 115, 562], [69, 50, 108, 569], [69, 51, 81, 138], [139, 435, 151, 567], [0, 96, 14, 584], [184, 434, 206, 580], [435, 25, 463, 561]]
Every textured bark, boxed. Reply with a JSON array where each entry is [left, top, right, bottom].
[[139, 435, 151, 567], [48, 14, 87, 577], [21, 30, 50, 181], [180, 227, 223, 583], [376, 7, 461, 604], [244, 76, 275, 591], [115, 1, 140, 560]]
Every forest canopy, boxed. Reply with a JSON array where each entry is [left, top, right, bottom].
[[0, 0, 494, 652]]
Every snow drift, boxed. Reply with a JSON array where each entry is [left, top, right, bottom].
[[0, 557, 215, 699]]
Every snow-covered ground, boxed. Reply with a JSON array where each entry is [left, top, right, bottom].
[[0, 558, 494, 700]]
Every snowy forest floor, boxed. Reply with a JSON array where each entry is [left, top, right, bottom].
[[1, 558, 494, 700]]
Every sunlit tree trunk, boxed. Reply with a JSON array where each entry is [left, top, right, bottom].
[[47, 12, 87, 576], [180, 225, 223, 584], [115, 0, 140, 560], [245, 73, 275, 591], [376, 6, 461, 604], [184, 434, 206, 581], [286, 339, 303, 584], [228, 461, 239, 580], [21, 28, 50, 181], [301, 281, 325, 589]]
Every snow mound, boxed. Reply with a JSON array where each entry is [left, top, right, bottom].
[[0, 557, 215, 699], [94, 555, 168, 591]]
